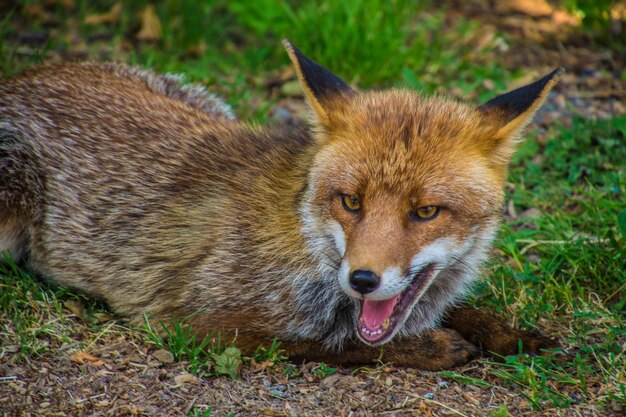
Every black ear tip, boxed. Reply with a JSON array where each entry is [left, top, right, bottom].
[[534, 67, 564, 92], [283, 39, 303, 60], [282, 39, 354, 103], [283, 39, 308, 66], [549, 67, 565, 80], [478, 66, 564, 119], [532, 67, 564, 91], [282, 39, 294, 52]]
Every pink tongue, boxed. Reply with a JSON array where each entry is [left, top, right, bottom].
[[361, 296, 400, 329]]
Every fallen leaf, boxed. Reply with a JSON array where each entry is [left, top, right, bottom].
[[23, 5, 46, 19], [72, 351, 105, 367], [552, 10, 580, 26], [250, 358, 274, 372], [136, 5, 162, 41], [63, 300, 88, 320], [174, 373, 199, 385], [495, 0, 554, 17], [84, 2, 122, 25], [92, 311, 114, 323]]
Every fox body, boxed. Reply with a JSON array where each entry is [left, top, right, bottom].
[[0, 42, 560, 369]]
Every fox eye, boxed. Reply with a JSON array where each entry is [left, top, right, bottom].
[[341, 194, 361, 212], [413, 206, 440, 221]]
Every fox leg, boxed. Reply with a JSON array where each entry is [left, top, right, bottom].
[[282, 306, 556, 369], [284, 328, 479, 371], [441, 305, 558, 357]]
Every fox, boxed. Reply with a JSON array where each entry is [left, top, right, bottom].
[[0, 40, 562, 370]]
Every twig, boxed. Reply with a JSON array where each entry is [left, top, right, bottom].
[[183, 395, 199, 415], [516, 238, 610, 255], [568, 90, 626, 99], [605, 282, 626, 303], [407, 393, 470, 417], [84, 321, 116, 351]]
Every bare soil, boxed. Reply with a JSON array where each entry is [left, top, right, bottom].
[[0, 319, 616, 417]]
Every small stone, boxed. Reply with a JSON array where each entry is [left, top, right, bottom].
[[280, 80, 303, 97], [151, 349, 174, 364], [271, 106, 292, 123], [482, 79, 495, 90], [321, 373, 341, 387], [520, 208, 542, 219]]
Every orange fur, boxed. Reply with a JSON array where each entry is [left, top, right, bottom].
[[0, 43, 561, 368]]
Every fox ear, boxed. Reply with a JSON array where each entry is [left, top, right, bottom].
[[283, 39, 355, 125], [478, 68, 563, 160]]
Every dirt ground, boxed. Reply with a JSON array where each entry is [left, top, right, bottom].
[[0, 318, 621, 417], [1, 2, 625, 417]]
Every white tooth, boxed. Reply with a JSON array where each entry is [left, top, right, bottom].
[[382, 318, 390, 330]]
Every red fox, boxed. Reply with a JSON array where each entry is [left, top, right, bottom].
[[0, 41, 561, 369]]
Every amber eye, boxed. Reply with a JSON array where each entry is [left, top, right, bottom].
[[414, 206, 440, 221], [341, 194, 361, 212]]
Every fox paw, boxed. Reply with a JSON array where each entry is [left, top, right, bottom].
[[401, 328, 479, 370], [515, 329, 559, 356], [480, 328, 559, 358]]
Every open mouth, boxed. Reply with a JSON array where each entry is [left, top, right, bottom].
[[356, 264, 436, 345]]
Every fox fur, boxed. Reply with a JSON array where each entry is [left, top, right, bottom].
[[0, 41, 561, 369]]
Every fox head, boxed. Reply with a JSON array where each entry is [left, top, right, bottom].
[[284, 40, 562, 346]]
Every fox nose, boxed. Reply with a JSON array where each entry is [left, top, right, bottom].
[[349, 269, 380, 294]]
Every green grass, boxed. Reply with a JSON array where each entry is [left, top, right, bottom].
[[469, 116, 626, 409], [563, 0, 626, 49], [252, 338, 287, 364], [142, 315, 287, 378], [188, 407, 235, 417], [0, 253, 76, 358], [143, 314, 243, 378], [2, 0, 513, 120], [439, 371, 493, 389]]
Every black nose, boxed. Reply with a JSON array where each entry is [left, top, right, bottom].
[[349, 269, 380, 294]]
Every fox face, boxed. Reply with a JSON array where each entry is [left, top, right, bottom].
[[307, 94, 505, 345], [285, 41, 562, 346]]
